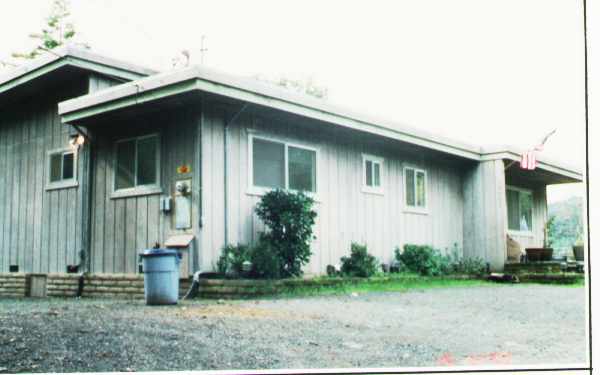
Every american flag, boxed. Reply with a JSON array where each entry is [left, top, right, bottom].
[[520, 129, 556, 171], [520, 150, 537, 170]]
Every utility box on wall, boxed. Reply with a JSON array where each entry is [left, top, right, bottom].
[[174, 179, 192, 229]]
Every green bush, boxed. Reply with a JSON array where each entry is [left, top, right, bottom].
[[216, 244, 251, 277], [255, 189, 317, 278], [340, 243, 379, 277], [395, 244, 451, 276], [446, 244, 486, 275], [248, 234, 282, 279]]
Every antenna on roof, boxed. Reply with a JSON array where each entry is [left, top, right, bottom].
[[199, 35, 208, 65]]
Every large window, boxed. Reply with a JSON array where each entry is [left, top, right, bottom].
[[251, 135, 317, 193], [115, 134, 159, 191], [362, 154, 383, 194], [404, 166, 427, 211], [47, 148, 77, 189], [506, 186, 533, 233]]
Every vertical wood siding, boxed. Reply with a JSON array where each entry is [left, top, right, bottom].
[[199, 107, 465, 274], [0, 86, 86, 273], [89, 110, 199, 275], [462, 160, 508, 271]]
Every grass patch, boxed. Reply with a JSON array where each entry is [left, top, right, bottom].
[[275, 275, 490, 298]]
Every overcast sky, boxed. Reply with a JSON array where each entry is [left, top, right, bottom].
[[0, 0, 586, 202]]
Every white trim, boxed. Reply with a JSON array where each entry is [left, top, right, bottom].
[[247, 131, 319, 198], [111, 185, 163, 200], [507, 230, 535, 238], [112, 133, 161, 195], [46, 147, 78, 190], [403, 166, 428, 214], [506, 185, 534, 234], [361, 154, 384, 195]]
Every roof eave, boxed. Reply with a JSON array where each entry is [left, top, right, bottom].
[[481, 151, 583, 182], [0, 46, 156, 96], [58, 69, 483, 161], [56, 66, 584, 182]]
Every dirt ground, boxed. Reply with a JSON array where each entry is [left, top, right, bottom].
[[0, 284, 588, 373]]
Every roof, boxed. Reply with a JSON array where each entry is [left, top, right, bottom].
[[0, 45, 157, 96], [57, 64, 582, 182]]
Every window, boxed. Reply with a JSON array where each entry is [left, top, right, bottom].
[[250, 135, 317, 193], [506, 186, 533, 233], [362, 154, 383, 194], [404, 167, 427, 211], [47, 149, 77, 189], [115, 134, 159, 191]]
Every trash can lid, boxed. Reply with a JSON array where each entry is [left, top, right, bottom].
[[140, 248, 179, 257]]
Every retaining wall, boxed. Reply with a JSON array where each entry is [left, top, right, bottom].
[[0, 273, 191, 299]]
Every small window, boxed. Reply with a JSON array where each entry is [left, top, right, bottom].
[[48, 149, 76, 187], [115, 135, 159, 191], [506, 187, 533, 232], [405, 167, 427, 210], [288, 146, 316, 192], [362, 154, 383, 194], [250, 135, 317, 193]]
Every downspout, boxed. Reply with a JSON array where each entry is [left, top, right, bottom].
[[70, 125, 93, 298], [223, 103, 249, 246]]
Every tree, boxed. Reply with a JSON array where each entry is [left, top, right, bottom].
[[4, 0, 86, 65]]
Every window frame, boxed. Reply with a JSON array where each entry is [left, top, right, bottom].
[[361, 154, 384, 195], [111, 133, 162, 199], [506, 185, 534, 236], [403, 166, 428, 214], [247, 132, 318, 197], [46, 147, 78, 191]]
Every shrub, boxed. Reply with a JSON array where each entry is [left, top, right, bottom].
[[395, 244, 451, 276], [249, 234, 282, 279], [255, 189, 317, 278], [217, 244, 251, 277], [340, 243, 379, 277], [446, 244, 486, 275]]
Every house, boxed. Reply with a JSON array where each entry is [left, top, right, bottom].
[[0, 47, 582, 279]]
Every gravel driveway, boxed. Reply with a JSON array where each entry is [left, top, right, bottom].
[[0, 284, 587, 372]]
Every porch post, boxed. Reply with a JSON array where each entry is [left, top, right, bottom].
[[463, 159, 507, 271]]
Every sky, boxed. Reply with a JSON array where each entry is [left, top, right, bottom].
[[0, 0, 586, 202]]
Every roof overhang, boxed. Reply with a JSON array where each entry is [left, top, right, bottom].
[[57, 65, 584, 184], [481, 147, 582, 183], [58, 65, 483, 161], [0, 46, 157, 97]]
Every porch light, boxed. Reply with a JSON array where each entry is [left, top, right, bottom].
[[69, 134, 85, 150]]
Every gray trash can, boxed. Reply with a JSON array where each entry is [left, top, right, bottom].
[[140, 248, 181, 305]]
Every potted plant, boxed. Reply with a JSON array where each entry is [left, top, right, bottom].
[[525, 217, 554, 262], [572, 232, 585, 262]]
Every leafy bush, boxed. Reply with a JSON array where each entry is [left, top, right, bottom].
[[446, 244, 487, 275], [340, 243, 379, 277], [395, 244, 451, 276], [216, 244, 251, 277], [451, 257, 487, 275], [255, 189, 317, 278], [248, 234, 282, 279]]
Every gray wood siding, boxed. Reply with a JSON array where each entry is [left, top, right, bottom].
[[199, 107, 465, 274], [0, 90, 86, 273], [89, 110, 199, 275], [462, 160, 507, 271]]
